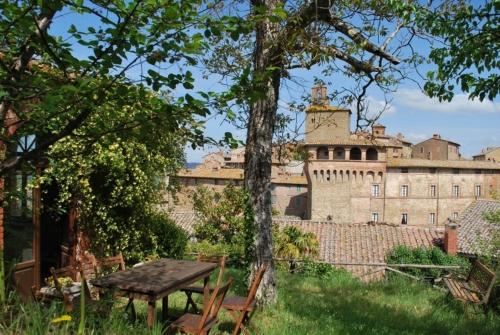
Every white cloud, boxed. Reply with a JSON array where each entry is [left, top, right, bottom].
[[394, 88, 499, 114], [406, 132, 428, 142], [350, 96, 397, 119]]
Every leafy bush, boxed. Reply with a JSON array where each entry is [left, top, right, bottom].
[[297, 259, 337, 279], [186, 240, 245, 267], [274, 225, 319, 272], [149, 213, 188, 260], [387, 245, 470, 278], [192, 183, 247, 245]]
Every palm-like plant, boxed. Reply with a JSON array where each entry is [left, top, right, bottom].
[[274, 226, 319, 272]]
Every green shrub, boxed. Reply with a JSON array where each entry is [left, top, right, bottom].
[[387, 245, 470, 278], [187, 240, 245, 267], [150, 213, 188, 259], [297, 259, 337, 279]]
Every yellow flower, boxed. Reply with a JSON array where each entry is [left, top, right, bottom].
[[51, 315, 72, 324]]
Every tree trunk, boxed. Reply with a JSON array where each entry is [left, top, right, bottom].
[[244, 0, 283, 304]]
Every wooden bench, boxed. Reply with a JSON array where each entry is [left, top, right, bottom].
[[443, 260, 496, 309]]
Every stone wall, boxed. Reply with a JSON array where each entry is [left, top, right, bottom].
[[305, 107, 350, 142]]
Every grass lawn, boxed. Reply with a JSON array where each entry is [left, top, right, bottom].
[[1, 268, 499, 334]]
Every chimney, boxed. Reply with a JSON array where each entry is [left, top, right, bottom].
[[444, 221, 458, 255], [432, 134, 441, 140]]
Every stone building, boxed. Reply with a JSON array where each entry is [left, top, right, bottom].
[[174, 167, 308, 218], [412, 134, 461, 160], [473, 147, 500, 162], [304, 84, 500, 225]]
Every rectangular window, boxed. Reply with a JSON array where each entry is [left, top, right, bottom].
[[401, 213, 408, 225], [372, 212, 379, 222], [453, 212, 459, 220], [371, 184, 380, 197], [428, 213, 436, 225], [400, 185, 409, 197], [475, 185, 482, 197], [452, 185, 460, 197], [430, 185, 437, 197]]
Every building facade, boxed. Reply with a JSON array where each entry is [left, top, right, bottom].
[[304, 84, 500, 225]]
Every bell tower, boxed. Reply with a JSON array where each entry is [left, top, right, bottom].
[[305, 84, 351, 143]]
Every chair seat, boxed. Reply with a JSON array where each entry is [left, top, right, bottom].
[[222, 295, 255, 311], [443, 277, 480, 303], [170, 313, 217, 333], [181, 285, 205, 294]]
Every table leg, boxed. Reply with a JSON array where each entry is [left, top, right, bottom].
[[162, 296, 169, 321], [147, 301, 156, 328], [203, 275, 210, 308]]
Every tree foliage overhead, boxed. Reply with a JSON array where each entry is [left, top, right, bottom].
[[41, 84, 188, 261], [417, 0, 499, 101], [0, 0, 209, 175]]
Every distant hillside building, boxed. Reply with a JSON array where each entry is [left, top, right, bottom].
[[411, 134, 461, 160], [473, 147, 500, 163], [304, 84, 500, 225]]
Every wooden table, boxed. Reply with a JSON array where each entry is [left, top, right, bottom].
[[91, 258, 217, 327]]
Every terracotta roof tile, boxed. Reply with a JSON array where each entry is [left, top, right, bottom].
[[169, 212, 443, 281], [388, 158, 500, 170], [456, 200, 500, 256]]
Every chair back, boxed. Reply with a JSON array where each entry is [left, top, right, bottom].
[[244, 264, 267, 310], [79, 252, 98, 279], [197, 254, 226, 287], [198, 277, 233, 333], [95, 253, 126, 276]]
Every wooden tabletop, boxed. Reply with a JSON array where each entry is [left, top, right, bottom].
[[91, 259, 216, 299]]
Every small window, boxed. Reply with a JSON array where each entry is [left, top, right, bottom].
[[430, 185, 437, 198], [429, 168, 437, 174], [401, 168, 409, 173], [296, 186, 302, 192], [372, 212, 379, 222], [371, 184, 380, 197], [475, 169, 481, 175], [452, 185, 460, 197], [401, 185, 409, 197], [420, 147, 424, 153], [453, 212, 459, 220], [475, 185, 482, 197], [453, 169, 460, 174], [428, 213, 436, 225], [401, 213, 408, 225]]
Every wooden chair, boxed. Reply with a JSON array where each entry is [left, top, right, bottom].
[[222, 265, 267, 335], [182, 254, 226, 313], [32, 266, 89, 312], [444, 260, 497, 311], [170, 278, 233, 335], [94, 252, 137, 318], [95, 252, 126, 276]]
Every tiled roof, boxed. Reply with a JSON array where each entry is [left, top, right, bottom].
[[272, 175, 308, 185], [177, 168, 307, 185], [169, 211, 443, 281], [457, 200, 500, 256], [388, 158, 500, 170], [275, 220, 442, 281], [177, 168, 244, 180], [169, 211, 197, 235]]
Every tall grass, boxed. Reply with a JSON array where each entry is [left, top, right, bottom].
[[1, 268, 499, 334]]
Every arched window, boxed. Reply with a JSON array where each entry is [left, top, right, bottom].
[[366, 148, 378, 160], [333, 147, 345, 160], [316, 146, 329, 160], [350, 147, 361, 160]]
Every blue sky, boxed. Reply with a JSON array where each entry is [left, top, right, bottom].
[[49, 2, 500, 162]]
